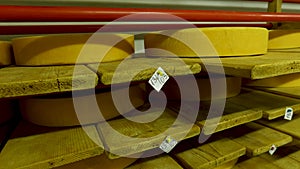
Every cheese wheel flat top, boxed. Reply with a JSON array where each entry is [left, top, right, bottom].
[[0, 41, 13, 66], [269, 30, 300, 49], [20, 85, 145, 127], [145, 27, 268, 57], [12, 33, 134, 66], [243, 72, 300, 88]]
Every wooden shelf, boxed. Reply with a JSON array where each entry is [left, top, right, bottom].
[[0, 121, 104, 169], [219, 122, 293, 157], [174, 138, 246, 169], [0, 65, 98, 99], [0, 57, 201, 99], [88, 57, 201, 85], [183, 49, 300, 79], [97, 108, 200, 159]]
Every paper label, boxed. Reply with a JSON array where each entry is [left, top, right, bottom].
[[159, 136, 178, 153], [284, 107, 293, 121], [148, 67, 169, 92], [269, 144, 277, 155]]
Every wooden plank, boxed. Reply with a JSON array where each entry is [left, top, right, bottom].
[[0, 121, 104, 169], [220, 122, 292, 157], [174, 138, 246, 169], [88, 57, 201, 85], [169, 99, 263, 135], [229, 89, 300, 120], [233, 146, 300, 169], [97, 108, 201, 159], [257, 114, 300, 140], [126, 155, 183, 169], [183, 50, 300, 79], [0, 65, 98, 98], [256, 87, 300, 99], [56, 154, 138, 169]]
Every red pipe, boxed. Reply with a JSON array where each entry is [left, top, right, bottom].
[[252, 0, 300, 3], [0, 23, 273, 35], [1, 5, 300, 22]]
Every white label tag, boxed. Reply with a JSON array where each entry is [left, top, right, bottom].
[[159, 136, 178, 153], [284, 107, 293, 121], [148, 67, 169, 92], [269, 144, 277, 155]]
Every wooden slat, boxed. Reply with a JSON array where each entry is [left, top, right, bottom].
[[229, 89, 300, 120], [257, 114, 300, 140], [220, 122, 292, 157], [183, 50, 300, 79], [174, 138, 246, 169], [0, 121, 104, 169], [256, 87, 300, 99], [126, 155, 183, 169], [233, 146, 300, 169], [56, 154, 138, 169], [97, 108, 201, 159], [169, 99, 263, 135], [0, 65, 98, 99], [88, 57, 201, 85]]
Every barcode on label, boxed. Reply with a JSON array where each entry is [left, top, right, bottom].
[[148, 67, 169, 92]]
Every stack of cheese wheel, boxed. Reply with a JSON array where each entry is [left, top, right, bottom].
[[0, 100, 15, 125], [20, 85, 145, 127], [0, 41, 13, 66], [162, 75, 241, 101], [12, 33, 134, 65], [245, 30, 300, 88], [268, 30, 300, 49], [14, 33, 145, 127], [144, 27, 268, 57]]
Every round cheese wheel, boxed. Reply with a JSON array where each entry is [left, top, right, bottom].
[[0, 41, 13, 66], [144, 27, 268, 57], [268, 30, 300, 49], [12, 33, 134, 66], [19, 85, 145, 127], [0, 100, 15, 124], [163, 76, 241, 101], [243, 73, 300, 88]]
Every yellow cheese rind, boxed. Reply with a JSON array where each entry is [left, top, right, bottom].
[[12, 33, 134, 66], [0, 100, 14, 124], [20, 85, 145, 127], [268, 30, 300, 49], [145, 27, 268, 57], [243, 73, 300, 88], [0, 41, 13, 66], [164, 76, 241, 101]]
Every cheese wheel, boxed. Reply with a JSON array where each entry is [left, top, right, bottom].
[[0, 41, 13, 66], [163, 76, 241, 101], [145, 27, 268, 57], [12, 33, 134, 66], [268, 30, 300, 49], [0, 100, 15, 124], [243, 73, 300, 88], [19, 85, 145, 127]]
